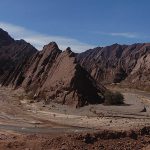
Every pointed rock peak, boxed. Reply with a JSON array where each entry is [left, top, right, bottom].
[[63, 47, 76, 57], [42, 42, 60, 54], [0, 28, 14, 45], [0, 28, 10, 37], [66, 47, 72, 52], [43, 42, 59, 50], [108, 43, 120, 48], [49, 41, 58, 47], [42, 42, 61, 57], [0, 28, 8, 33]]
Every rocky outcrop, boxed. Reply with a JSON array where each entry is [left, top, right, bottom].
[[2, 27, 150, 106], [0, 29, 106, 107], [0, 28, 14, 46], [22, 42, 62, 92], [22, 45, 106, 107], [77, 43, 150, 90], [0, 29, 37, 86]]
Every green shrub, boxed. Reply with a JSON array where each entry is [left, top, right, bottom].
[[104, 91, 124, 105]]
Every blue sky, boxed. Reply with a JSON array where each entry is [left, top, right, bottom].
[[0, 0, 150, 52]]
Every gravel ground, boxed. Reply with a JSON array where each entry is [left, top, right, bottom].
[[0, 86, 149, 149]]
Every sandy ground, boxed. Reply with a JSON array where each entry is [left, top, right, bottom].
[[0, 86, 149, 149]]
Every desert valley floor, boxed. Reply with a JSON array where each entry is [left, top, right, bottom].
[[0, 86, 149, 149]]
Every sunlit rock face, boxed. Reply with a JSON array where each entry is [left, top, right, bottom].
[[0, 29, 106, 107], [77, 43, 150, 90]]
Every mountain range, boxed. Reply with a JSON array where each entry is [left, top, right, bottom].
[[77, 43, 150, 91], [0, 28, 149, 107]]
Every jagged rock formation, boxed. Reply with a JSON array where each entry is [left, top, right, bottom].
[[0, 28, 14, 46], [0, 29, 106, 107], [22, 45, 106, 107], [0, 29, 37, 86], [1, 27, 150, 106], [77, 43, 150, 91]]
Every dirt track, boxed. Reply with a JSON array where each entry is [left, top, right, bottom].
[[0, 86, 149, 149]]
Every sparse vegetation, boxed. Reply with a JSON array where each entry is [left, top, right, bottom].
[[104, 91, 124, 105], [26, 92, 35, 100]]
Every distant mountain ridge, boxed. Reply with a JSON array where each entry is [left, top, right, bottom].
[[77, 43, 150, 91]]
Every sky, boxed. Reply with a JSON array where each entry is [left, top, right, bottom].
[[0, 0, 150, 52]]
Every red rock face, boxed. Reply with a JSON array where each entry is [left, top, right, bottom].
[[0, 29, 37, 86], [1, 27, 150, 107], [0, 29, 106, 107], [77, 43, 150, 90], [22, 42, 62, 92], [22, 45, 105, 107]]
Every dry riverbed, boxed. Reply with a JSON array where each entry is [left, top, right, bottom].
[[0, 86, 149, 149]]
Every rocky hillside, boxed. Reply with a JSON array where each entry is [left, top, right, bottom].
[[0, 29, 37, 86], [1, 28, 149, 106], [77, 43, 150, 91], [21, 44, 106, 107], [0, 29, 106, 107]]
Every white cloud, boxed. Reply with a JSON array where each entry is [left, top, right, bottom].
[[109, 32, 139, 38], [94, 31, 139, 38], [0, 22, 94, 52]]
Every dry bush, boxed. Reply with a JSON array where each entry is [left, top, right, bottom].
[[104, 91, 124, 105]]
